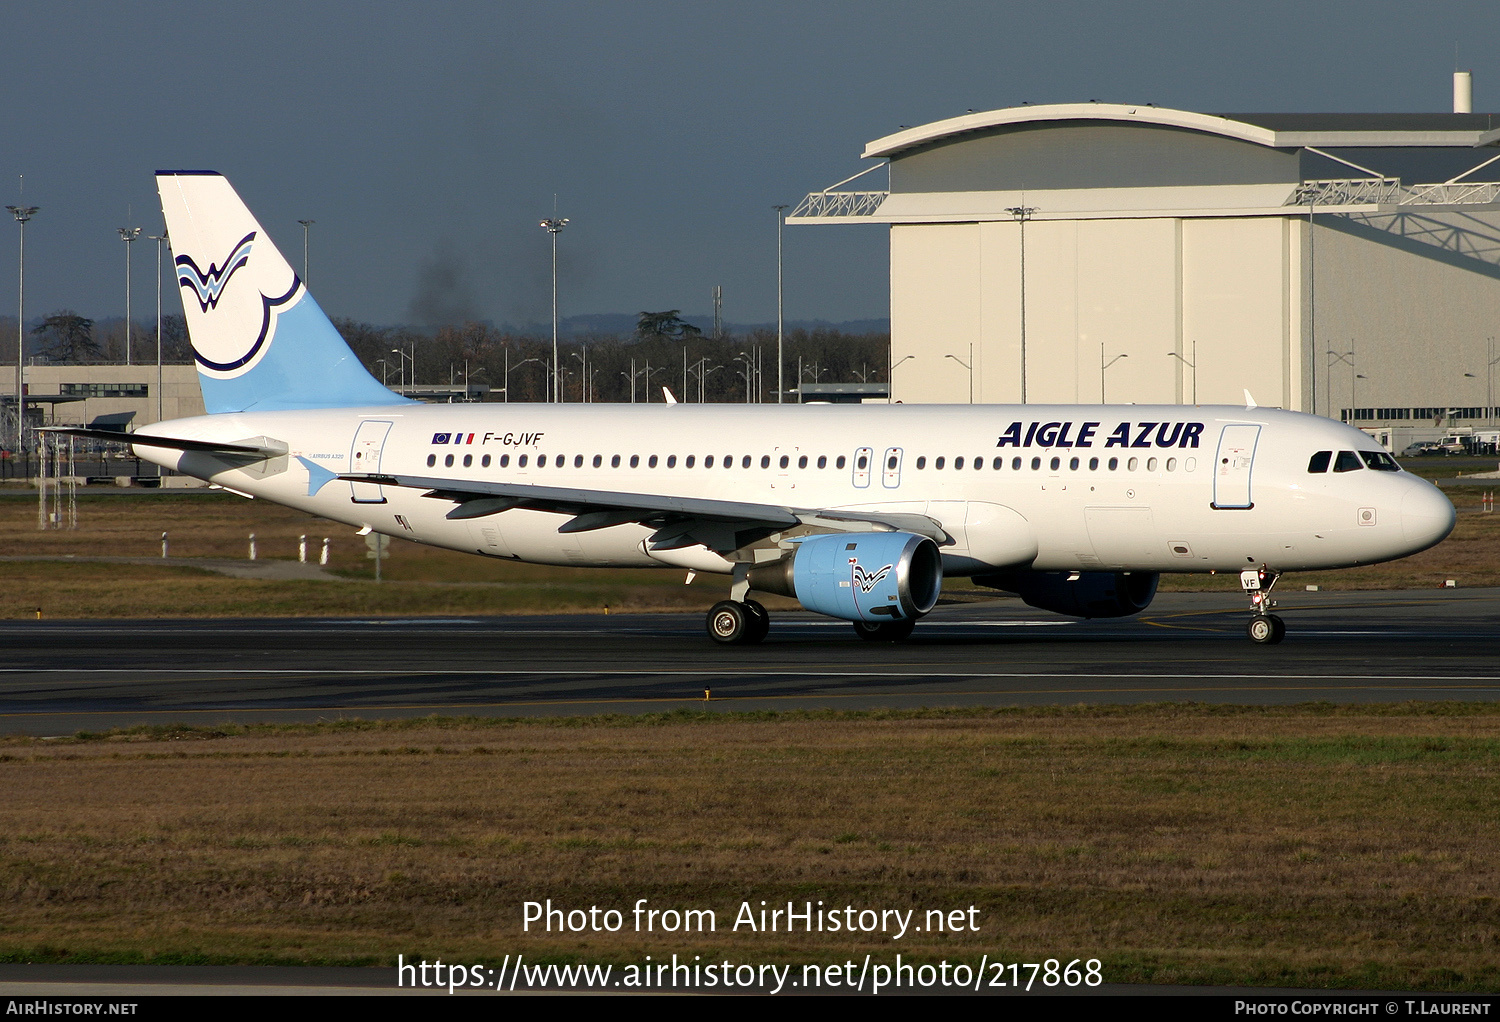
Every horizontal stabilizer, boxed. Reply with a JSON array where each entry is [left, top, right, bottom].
[[38, 426, 285, 458]]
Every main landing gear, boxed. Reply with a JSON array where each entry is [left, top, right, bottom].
[[1241, 566, 1285, 644], [706, 599, 770, 645]]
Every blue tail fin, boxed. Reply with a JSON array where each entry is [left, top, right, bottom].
[[156, 171, 410, 413]]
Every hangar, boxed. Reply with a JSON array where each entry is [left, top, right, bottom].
[[790, 97, 1500, 441]]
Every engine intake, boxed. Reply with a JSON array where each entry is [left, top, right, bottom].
[[748, 531, 943, 623], [973, 570, 1158, 619]]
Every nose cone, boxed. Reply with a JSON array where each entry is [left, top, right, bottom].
[[1401, 481, 1456, 554]]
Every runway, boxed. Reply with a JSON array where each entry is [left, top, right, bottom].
[[1, 589, 1498, 735]]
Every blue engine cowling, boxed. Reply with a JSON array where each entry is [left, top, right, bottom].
[[748, 531, 943, 623], [973, 570, 1158, 618]]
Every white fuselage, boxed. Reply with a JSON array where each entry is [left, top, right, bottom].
[[130, 402, 1455, 577]]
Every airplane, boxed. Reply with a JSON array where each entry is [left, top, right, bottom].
[[45, 172, 1456, 646]]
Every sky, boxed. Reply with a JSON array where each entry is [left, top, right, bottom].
[[2, 0, 1498, 331]]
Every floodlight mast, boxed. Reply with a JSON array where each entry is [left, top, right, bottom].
[[119, 227, 142, 365], [6, 205, 37, 454], [540, 215, 568, 403]]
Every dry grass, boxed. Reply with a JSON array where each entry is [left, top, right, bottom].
[[1, 705, 1498, 990], [1, 490, 1498, 617]]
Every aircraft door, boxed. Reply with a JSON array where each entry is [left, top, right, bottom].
[[1212, 424, 1261, 510], [349, 419, 393, 504], [882, 447, 904, 488], [852, 447, 873, 488]]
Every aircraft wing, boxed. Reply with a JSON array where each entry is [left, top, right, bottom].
[[340, 472, 950, 551], [37, 426, 286, 458]]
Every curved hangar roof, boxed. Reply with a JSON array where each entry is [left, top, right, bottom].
[[863, 103, 1500, 159]]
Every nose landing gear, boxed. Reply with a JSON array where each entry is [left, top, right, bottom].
[[1241, 566, 1285, 644]]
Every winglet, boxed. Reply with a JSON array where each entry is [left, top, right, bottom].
[[662, 387, 678, 405], [1243, 389, 1258, 410]]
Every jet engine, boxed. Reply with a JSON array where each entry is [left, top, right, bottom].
[[973, 570, 1158, 619], [748, 531, 943, 623]]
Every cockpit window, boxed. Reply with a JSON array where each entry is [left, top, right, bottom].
[[1333, 450, 1364, 473], [1308, 451, 1332, 473], [1360, 450, 1400, 472]]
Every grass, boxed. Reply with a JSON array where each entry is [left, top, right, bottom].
[[0, 704, 1496, 989], [1, 485, 1500, 617]]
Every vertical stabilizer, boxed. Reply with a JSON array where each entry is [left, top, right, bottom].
[[156, 171, 409, 413]]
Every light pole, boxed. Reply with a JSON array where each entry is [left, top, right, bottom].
[[119, 227, 141, 365], [889, 354, 915, 404], [1166, 341, 1196, 405], [773, 204, 787, 404], [297, 220, 314, 283], [1353, 374, 1367, 423], [944, 345, 973, 404], [390, 347, 413, 392], [1326, 349, 1354, 422], [148, 231, 167, 426], [504, 356, 539, 403], [540, 214, 568, 403], [376, 358, 390, 386], [1484, 337, 1500, 428], [1005, 204, 1037, 402], [6, 204, 37, 454], [1101, 345, 1128, 403], [733, 352, 754, 404]]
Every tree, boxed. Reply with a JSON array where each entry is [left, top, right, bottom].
[[32, 312, 100, 363], [635, 310, 702, 343]]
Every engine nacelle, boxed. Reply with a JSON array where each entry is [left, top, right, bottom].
[[748, 531, 943, 623], [973, 570, 1158, 619]]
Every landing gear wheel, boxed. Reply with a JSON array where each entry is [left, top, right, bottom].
[[743, 599, 770, 643], [1246, 614, 1285, 645], [853, 617, 917, 642], [707, 601, 765, 645]]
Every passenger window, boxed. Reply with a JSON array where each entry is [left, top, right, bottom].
[[1108, 457, 1118, 470], [482, 454, 491, 468], [1088, 457, 1098, 470], [630, 455, 640, 468], [760, 455, 770, 468], [916, 456, 926, 469], [1166, 457, 1177, 471], [779, 455, 789, 469], [798, 455, 807, 469], [993, 457, 1002, 469], [1127, 457, 1138, 471], [973, 456, 982, 470], [648, 455, 658, 468], [517, 454, 526, 468], [836, 456, 846, 469], [1308, 451, 1332, 473], [1030, 457, 1041, 470], [1333, 450, 1363, 472], [705, 455, 714, 468], [1049, 457, 1060, 470], [463, 454, 472, 468], [593, 455, 602, 468], [426, 454, 436, 467], [1012, 457, 1022, 470], [575, 455, 584, 468], [666, 455, 675, 468], [954, 456, 964, 469], [856, 454, 868, 470], [686, 455, 695, 468], [742, 455, 751, 468], [935, 457, 945, 470], [817, 456, 827, 469], [500, 454, 510, 468], [886, 455, 897, 470], [536, 455, 545, 469], [1069, 457, 1079, 470], [611, 455, 620, 468], [1147, 457, 1158, 471]]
